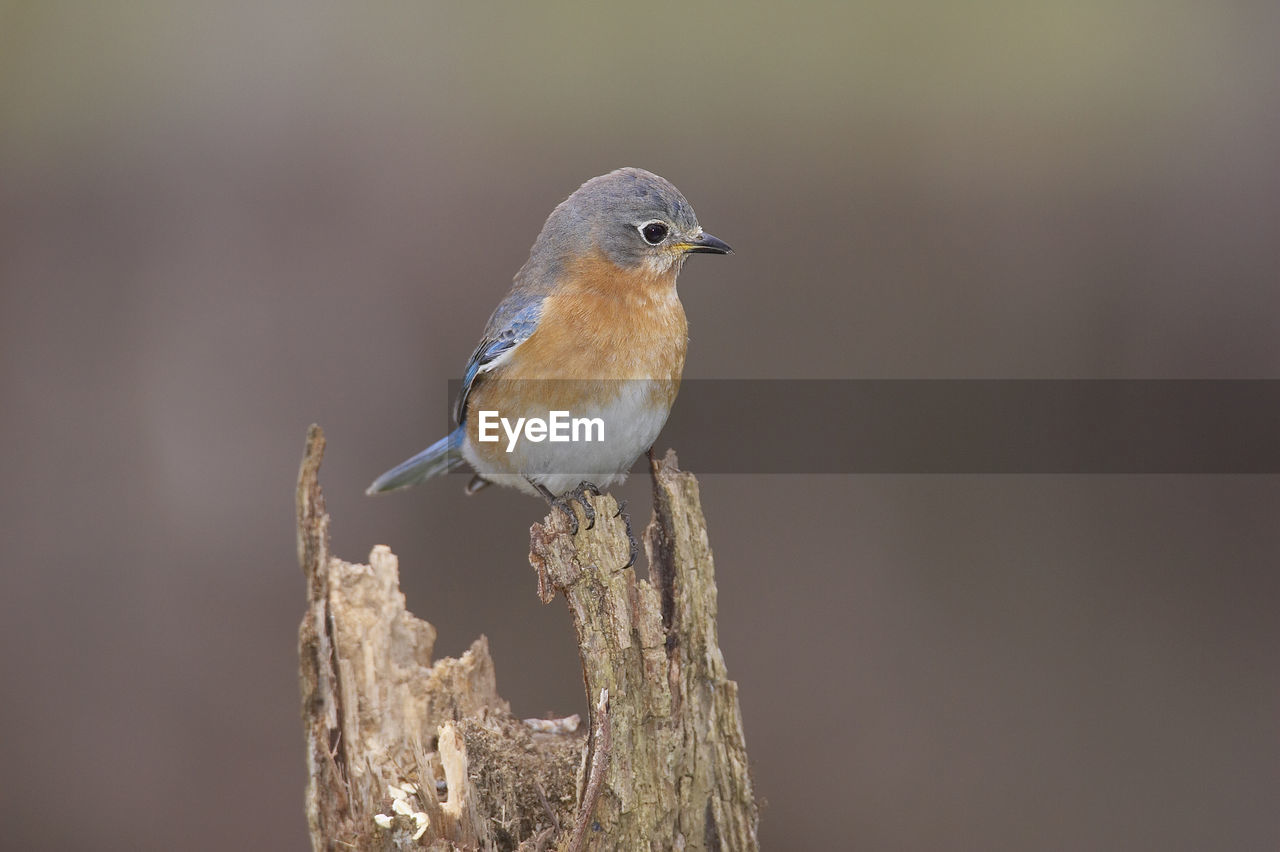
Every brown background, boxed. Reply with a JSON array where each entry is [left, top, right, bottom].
[[2, 3, 1278, 849]]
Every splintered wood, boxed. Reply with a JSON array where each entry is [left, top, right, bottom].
[[298, 426, 757, 851]]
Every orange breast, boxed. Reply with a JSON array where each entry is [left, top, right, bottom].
[[464, 250, 687, 447], [514, 250, 687, 381]]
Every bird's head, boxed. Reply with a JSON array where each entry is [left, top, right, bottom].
[[537, 167, 732, 280]]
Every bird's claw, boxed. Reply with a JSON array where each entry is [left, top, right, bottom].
[[550, 495, 581, 535], [551, 481, 601, 535], [541, 481, 635, 567], [570, 481, 599, 530]]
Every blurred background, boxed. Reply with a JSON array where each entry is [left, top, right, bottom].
[[2, 2, 1278, 849]]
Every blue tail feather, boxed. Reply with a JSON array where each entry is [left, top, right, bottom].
[[366, 427, 466, 494]]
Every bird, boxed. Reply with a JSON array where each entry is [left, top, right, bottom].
[[367, 167, 731, 560]]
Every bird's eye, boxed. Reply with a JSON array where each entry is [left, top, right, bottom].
[[639, 221, 669, 245]]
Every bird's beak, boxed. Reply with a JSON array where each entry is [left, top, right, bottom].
[[680, 231, 734, 255]]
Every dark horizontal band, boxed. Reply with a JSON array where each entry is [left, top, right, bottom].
[[442, 380, 1280, 474]]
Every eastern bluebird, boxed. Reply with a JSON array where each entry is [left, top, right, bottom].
[[367, 168, 731, 556]]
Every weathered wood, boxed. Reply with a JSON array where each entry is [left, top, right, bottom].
[[298, 426, 756, 850], [297, 425, 580, 851], [530, 450, 758, 851]]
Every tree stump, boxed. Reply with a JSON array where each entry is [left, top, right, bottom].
[[297, 425, 758, 850]]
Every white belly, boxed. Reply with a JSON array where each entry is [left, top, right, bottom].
[[462, 381, 673, 496]]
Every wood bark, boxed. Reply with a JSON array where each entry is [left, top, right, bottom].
[[297, 424, 757, 851]]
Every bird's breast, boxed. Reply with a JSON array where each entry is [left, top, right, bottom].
[[462, 251, 688, 484], [502, 251, 688, 389]]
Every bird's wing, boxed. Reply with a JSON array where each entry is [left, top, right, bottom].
[[455, 298, 543, 424]]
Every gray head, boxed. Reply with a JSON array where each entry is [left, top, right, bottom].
[[531, 167, 732, 278]]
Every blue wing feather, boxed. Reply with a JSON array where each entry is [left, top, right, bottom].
[[367, 281, 548, 495], [455, 299, 542, 423]]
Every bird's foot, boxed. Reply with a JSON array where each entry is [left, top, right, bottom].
[[566, 481, 601, 531], [535, 481, 633, 564], [539, 480, 601, 535]]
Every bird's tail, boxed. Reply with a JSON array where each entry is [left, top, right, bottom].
[[366, 427, 467, 494]]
